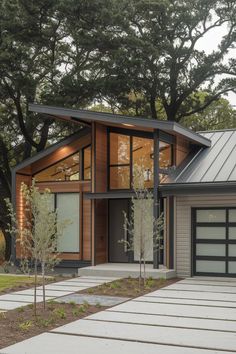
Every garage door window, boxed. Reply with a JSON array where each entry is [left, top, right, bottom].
[[193, 208, 236, 276]]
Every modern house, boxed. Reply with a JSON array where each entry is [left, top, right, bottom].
[[12, 103, 236, 278]]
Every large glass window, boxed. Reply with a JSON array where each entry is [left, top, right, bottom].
[[35, 146, 91, 182], [50, 193, 80, 253], [35, 152, 80, 182], [133, 137, 153, 189], [109, 131, 173, 190], [109, 133, 130, 189]]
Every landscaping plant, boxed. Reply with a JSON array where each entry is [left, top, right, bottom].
[[5, 180, 69, 315], [121, 167, 164, 287]]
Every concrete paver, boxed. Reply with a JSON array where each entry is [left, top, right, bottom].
[[2, 278, 236, 353]]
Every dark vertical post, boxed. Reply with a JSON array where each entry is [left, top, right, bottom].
[[153, 129, 160, 269], [169, 196, 174, 269]]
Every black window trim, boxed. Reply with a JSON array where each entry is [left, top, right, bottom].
[[192, 206, 236, 277]]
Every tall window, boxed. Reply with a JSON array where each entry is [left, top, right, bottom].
[[133, 137, 153, 188], [49, 193, 80, 253], [109, 133, 130, 189], [109, 131, 173, 190]]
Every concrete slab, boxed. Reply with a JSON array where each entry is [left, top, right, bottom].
[[107, 300, 236, 320], [68, 276, 118, 283], [36, 285, 88, 292], [14, 289, 72, 297], [47, 281, 104, 287], [87, 310, 236, 332], [0, 301, 31, 310], [0, 294, 53, 303], [135, 296, 236, 308], [180, 279, 236, 287], [52, 319, 236, 351], [166, 283, 236, 293], [47, 281, 95, 288], [55, 294, 130, 306], [144, 289, 236, 302], [0, 332, 227, 354]]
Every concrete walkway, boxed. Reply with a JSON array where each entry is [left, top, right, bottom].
[[2, 277, 236, 353], [0, 276, 118, 310]]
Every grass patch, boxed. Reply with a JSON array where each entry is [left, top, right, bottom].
[[0, 274, 60, 293], [0, 275, 36, 292]]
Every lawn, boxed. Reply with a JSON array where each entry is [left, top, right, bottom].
[[0, 275, 36, 292], [0, 274, 60, 293]]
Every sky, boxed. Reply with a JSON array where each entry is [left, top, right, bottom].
[[196, 23, 236, 107]]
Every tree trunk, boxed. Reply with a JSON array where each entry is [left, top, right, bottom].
[[150, 95, 157, 119], [42, 261, 46, 310], [143, 257, 146, 288], [34, 259, 38, 317], [139, 257, 142, 289]]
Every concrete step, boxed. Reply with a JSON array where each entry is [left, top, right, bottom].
[[78, 263, 176, 279]]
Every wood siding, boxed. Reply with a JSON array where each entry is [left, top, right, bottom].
[[175, 136, 190, 166], [91, 123, 108, 265], [175, 194, 236, 277]]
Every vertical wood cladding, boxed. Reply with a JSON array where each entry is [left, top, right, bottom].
[[175, 136, 190, 166], [91, 123, 108, 265]]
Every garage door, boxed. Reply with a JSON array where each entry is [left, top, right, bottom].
[[193, 208, 236, 276]]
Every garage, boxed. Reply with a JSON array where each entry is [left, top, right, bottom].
[[193, 208, 236, 276]]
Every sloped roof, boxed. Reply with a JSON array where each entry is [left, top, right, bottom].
[[161, 129, 236, 192], [28, 103, 211, 147]]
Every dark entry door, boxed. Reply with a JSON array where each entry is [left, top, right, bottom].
[[109, 199, 129, 263]]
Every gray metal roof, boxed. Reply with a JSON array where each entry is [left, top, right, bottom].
[[164, 129, 236, 185], [28, 103, 211, 147]]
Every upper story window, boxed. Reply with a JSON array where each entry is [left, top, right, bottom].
[[109, 131, 173, 190], [35, 146, 91, 182]]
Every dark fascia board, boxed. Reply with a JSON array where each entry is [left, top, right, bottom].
[[160, 181, 236, 196], [29, 103, 211, 147], [84, 191, 135, 200], [12, 127, 91, 173]]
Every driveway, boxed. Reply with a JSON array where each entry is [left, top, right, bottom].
[[2, 278, 236, 353]]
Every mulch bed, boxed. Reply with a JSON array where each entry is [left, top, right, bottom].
[[0, 302, 106, 349], [79, 277, 180, 298]]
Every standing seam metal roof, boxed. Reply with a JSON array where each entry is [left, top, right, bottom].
[[171, 129, 236, 184]]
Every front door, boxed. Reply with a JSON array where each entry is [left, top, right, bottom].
[[109, 199, 129, 263]]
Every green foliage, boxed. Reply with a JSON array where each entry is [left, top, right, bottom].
[[109, 281, 121, 289], [72, 308, 79, 316], [5, 182, 69, 314], [18, 320, 33, 331], [53, 307, 66, 319], [180, 95, 236, 131]]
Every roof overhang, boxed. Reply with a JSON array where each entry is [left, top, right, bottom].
[[160, 182, 236, 196], [29, 103, 211, 147]]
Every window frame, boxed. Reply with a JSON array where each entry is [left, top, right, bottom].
[[50, 192, 81, 254], [33, 145, 91, 183], [107, 127, 174, 191]]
